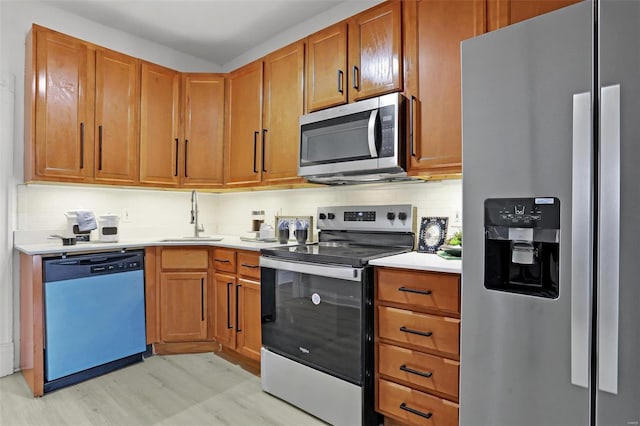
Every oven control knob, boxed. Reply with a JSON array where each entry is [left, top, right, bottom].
[[387, 212, 396, 220], [398, 212, 408, 221], [319, 213, 327, 220], [327, 213, 335, 220]]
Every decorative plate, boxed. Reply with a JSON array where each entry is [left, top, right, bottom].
[[418, 217, 449, 253]]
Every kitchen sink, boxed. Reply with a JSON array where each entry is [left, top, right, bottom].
[[160, 236, 224, 242]]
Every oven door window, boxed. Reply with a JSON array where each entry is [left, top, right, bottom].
[[300, 110, 380, 166], [261, 267, 363, 385]]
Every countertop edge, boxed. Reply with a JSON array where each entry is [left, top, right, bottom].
[[369, 252, 462, 274]]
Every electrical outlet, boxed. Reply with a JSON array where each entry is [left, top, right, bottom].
[[121, 209, 131, 222], [453, 210, 461, 225]]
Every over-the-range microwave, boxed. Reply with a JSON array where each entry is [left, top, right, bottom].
[[298, 93, 411, 184]]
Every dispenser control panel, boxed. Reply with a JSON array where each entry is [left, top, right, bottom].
[[485, 197, 560, 229]]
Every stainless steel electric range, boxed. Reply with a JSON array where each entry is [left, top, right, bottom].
[[260, 204, 415, 426]]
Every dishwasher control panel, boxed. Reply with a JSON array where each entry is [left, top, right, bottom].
[[44, 251, 145, 283]]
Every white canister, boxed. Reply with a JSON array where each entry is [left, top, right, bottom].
[[98, 214, 120, 242]]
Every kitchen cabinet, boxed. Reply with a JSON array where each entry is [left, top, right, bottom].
[[261, 41, 305, 185], [306, 1, 402, 112], [348, 1, 402, 103], [375, 267, 461, 425], [224, 61, 264, 187], [139, 62, 180, 187], [213, 249, 262, 363], [404, 0, 486, 176], [94, 49, 140, 185], [487, 0, 581, 31], [157, 248, 212, 343], [25, 26, 93, 183], [180, 74, 225, 188]]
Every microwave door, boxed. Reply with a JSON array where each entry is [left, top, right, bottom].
[[367, 109, 379, 158]]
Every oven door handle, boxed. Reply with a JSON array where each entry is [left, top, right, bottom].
[[260, 257, 363, 282]]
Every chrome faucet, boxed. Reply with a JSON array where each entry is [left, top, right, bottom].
[[190, 190, 205, 237]]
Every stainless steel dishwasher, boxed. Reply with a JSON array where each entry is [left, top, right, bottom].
[[43, 250, 146, 393]]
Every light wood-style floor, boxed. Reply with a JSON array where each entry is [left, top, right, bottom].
[[0, 353, 327, 426]]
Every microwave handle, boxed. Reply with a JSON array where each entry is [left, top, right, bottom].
[[368, 109, 379, 158]]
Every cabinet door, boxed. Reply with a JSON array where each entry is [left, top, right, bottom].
[[225, 61, 263, 186], [181, 74, 225, 188], [214, 273, 237, 349], [94, 49, 139, 184], [140, 62, 180, 186], [236, 278, 261, 362], [348, 1, 402, 102], [405, 0, 486, 175], [487, 0, 581, 31], [160, 272, 207, 342], [30, 28, 93, 182], [262, 41, 305, 185], [306, 22, 348, 112]]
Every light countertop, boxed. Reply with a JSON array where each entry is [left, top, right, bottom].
[[369, 251, 462, 274]]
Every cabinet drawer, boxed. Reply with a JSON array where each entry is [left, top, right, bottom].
[[378, 306, 459, 358], [378, 379, 459, 426], [378, 343, 459, 400], [237, 251, 260, 280], [212, 248, 236, 273], [377, 268, 460, 314], [161, 247, 208, 270]]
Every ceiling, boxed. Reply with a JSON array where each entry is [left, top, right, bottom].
[[44, 0, 348, 67]]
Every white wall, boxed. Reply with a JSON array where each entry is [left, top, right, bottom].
[[0, 0, 464, 376]]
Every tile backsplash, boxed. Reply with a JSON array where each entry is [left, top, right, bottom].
[[16, 179, 462, 242]]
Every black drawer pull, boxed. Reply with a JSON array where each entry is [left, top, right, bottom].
[[398, 286, 432, 296], [400, 326, 432, 338], [400, 364, 433, 378], [241, 263, 259, 269], [214, 258, 231, 263], [400, 402, 432, 420]]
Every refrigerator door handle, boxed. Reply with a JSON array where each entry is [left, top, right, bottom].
[[598, 84, 621, 395], [571, 91, 592, 389]]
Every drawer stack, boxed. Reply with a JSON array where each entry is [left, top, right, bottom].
[[375, 268, 461, 426]]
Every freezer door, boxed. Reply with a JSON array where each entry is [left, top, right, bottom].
[[460, 2, 593, 426], [597, 0, 640, 423]]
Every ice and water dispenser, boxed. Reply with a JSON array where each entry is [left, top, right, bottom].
[[484, 197, 560, 298]]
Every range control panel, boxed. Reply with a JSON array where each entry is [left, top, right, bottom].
[[317, 204, 415, 232]]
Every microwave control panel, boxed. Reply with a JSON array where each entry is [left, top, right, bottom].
[[379, 105, 396, 158]]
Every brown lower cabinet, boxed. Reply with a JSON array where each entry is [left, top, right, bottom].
[[375, 267, 461, 425]]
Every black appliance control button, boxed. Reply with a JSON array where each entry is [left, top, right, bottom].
[[387, 212, 396, 220], [398, 212, 407, 221], [319, 213, 327, 220], [327, 213, 335, 220]]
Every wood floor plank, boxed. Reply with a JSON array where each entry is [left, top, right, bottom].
[[0, 353, 327, 425]]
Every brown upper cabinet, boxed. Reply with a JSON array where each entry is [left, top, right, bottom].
[[404, 0, 487, 176], [487, 0, 582, 31], [307, 2, 402, 112], [94, 49, 140, 185], [180, 74, 225, 188], [139, 62, 180, 187], [261, 41, 306, 185], [224, 61, 264, 187]]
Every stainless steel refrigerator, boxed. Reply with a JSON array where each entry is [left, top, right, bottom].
[[460, 1, 640, 425]]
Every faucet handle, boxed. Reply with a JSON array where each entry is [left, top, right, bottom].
[[197, 224, 205, 232]]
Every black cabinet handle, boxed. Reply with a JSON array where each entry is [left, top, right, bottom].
[[400, 364, 433, 378], [226, 282, 233, 329], [399, 402, 432, 420], [337, 69, 344, 94], [241, 263, 259, 269], [398, 286, 432, 296], [200, 278, 204, 322], [174, 138, 179, 177], [400, 326, 432, 338], [79, 122, 85, 169], [214, 258, 231, 263], [253, 131, 259, 173], [352, 65, 359, 90], [235, 284, 242, 332], [261, 129, 267, 172], [184, 139, 189, 178], [98, 125, 103, 171], [409, 95, 416, 157]]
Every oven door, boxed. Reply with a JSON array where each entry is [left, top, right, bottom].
[[260, 256, 369, 385]]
